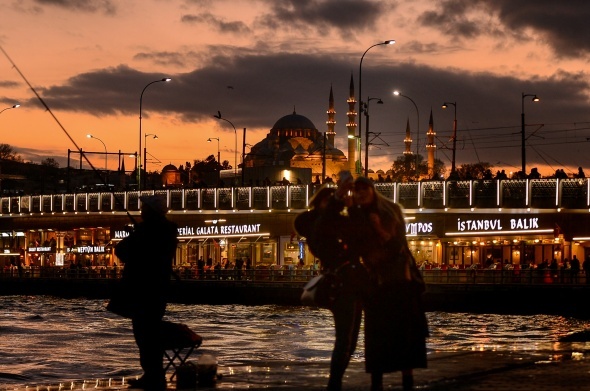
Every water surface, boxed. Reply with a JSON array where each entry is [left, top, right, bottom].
[[1, 296, 589, 388]]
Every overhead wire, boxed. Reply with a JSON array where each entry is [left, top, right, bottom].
[[0, 45, 136, 224]]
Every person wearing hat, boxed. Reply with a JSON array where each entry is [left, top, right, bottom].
[[294, 172, 369, 391], [114, 195, 178, 390]]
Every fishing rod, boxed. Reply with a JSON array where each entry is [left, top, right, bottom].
[[0, 45, 137, 225]]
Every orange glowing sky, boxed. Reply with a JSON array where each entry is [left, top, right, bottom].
[[1, 0, 589, 178]]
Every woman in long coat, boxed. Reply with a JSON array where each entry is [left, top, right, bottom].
[[350, 177, 428, 391]]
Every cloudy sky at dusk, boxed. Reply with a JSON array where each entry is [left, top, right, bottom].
[[1, 0, 590, 178]]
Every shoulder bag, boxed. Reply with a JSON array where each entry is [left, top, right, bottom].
[[301, 271, 342, 309]]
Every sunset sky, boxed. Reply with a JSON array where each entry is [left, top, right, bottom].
[[1, 0, 590, 178]]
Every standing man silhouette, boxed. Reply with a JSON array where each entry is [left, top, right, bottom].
[[115, 195, 177, 390]]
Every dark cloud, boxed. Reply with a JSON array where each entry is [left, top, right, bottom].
[[33, 0, 116, 14], [32, 65, 154, 115], [417, 1, 484, 39], [133, 51, 192, 68], [181, 12, 251, 34], [419, 0, 590, 58], [259, 0, 389, 36], [0, 80, 20, 88], [27, 49, 590, 170], [482, 0, 590, 58], [398, 40, 456, 54]]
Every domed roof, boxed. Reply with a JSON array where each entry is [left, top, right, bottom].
[[162, 164, 178, 172], [272, 111, 317, 130]]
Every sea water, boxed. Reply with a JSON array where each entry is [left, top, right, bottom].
[[1, 295, 589, 388]]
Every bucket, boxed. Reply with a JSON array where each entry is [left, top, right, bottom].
[[176, 361, 197, 389], [197, 354, 218, 386]]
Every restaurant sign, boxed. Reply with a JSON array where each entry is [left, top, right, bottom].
[[406, 222, 434, 236], [112, 222, 264, 240], [447, 216, 553, 236], [67, 246, 107, 254], [28, 246, 53, 253], [177, 223, 262, 237]]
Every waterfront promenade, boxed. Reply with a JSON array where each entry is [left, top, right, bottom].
[[4, 350, 589, 390], [2, 268, 590, 318]]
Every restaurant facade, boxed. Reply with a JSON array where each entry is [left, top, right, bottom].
[[2, 204, 590, 273]]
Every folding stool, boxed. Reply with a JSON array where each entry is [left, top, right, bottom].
[[161, 321, 203, 380]]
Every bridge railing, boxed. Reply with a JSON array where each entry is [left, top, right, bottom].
[[1, 178, 588, 214], [2, 266, 588, 286]]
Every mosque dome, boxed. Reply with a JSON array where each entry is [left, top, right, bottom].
[[243, 107, 347, 181], [272, 111, 317, 131], [162, 164, 178, 172]]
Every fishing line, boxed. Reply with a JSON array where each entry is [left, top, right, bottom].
[[0, 45, 136, 224]]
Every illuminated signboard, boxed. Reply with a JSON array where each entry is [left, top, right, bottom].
[[406, 222, 434, 236], [446, 216, 554, 236], [114, 230, 130, 239], [67, 246, 107, 254], [113, 222, 268, 240], [27, 246, 53, 252], [178, 223, 262, 236]]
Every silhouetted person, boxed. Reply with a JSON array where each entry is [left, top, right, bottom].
[[114, 195, 178, 391], [528, 167, 541, 179], [571, 255, 581, 283], [555, 169, 568, 179], [16, 258, 23, 278], [245, 256, 252, 279], [197, 256, 205, 279], [495, 170, 508, 180], [294, 174, 369, 391], [513, 170, 527, 179], [447, 170, 460, 181], [235, 257, 244, 280], [576, 167, 586, 178]]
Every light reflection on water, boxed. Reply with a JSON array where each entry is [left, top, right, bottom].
[[1, 296, 590, 388]]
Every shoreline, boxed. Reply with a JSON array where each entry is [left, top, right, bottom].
[[2, 350, 589, 390]]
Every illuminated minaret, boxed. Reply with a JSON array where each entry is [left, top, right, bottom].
[[326, 85, 336, 148], [426, 109, 437, 177], [346, 74, 357, 174], [403, 117, 413, 156]]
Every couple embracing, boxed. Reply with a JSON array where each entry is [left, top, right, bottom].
[[295, 171, 428, 391]]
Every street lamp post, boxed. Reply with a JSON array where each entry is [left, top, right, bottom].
[[86, 133, 107, 181], [442, 101, 457, 175], [144, 133, 158, 178], [364, 97, 383, 177], [358, 40, 395, 176], [138, 78, 171, 190], [241, 128, 247, 186], [207, 137, 221, 167], [394, 91, 420, 179], [213, 111, 238, 183], [521, 93, 540, 175], [0, 103, 20, 116]]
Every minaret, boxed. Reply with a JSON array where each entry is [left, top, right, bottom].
[[326, 85, 336, 148], [403, 117, 413, 156], [346, 74, 357, 174], [426, 109, 437, 178]]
